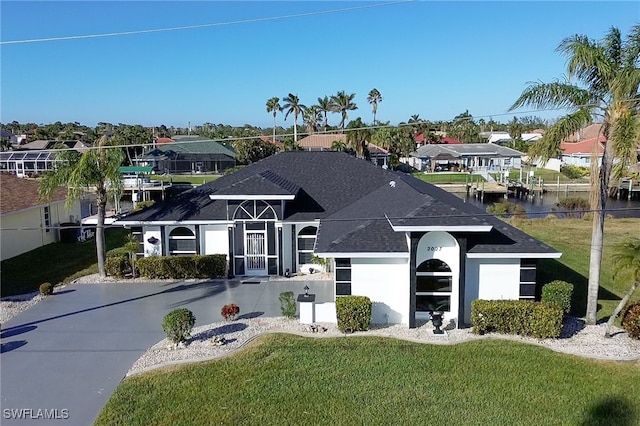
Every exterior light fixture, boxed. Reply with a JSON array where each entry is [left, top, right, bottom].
[[304, 285, 310, 296], [147, 236, 159, 245]]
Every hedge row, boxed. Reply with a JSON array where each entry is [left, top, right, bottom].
[[136, 255, 227, 279], [471, 299, 563, 338], [335, 296, 372, 333]]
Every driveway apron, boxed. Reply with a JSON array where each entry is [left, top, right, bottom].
[[0, 278, 331, 425]]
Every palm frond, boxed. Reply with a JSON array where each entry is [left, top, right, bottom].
[[622, 24, 640, 68], [611, 238, 640, 281], [609, 107, 640, 180], [528, 108, 593, 162], [509, 80, 594, 111]]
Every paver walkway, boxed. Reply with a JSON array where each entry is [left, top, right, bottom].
[[0, 279, 331, 426]]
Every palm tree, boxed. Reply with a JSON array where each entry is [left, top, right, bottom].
[[266, 97, 282, 144], [281, 93, 306, 142], [39, 135, 124, 277], [367, 88, 382, 124], [605, 238, 640, 337], [330, 91, 358, 131], [303, 106, 322, 134], [316, 96, 333, 131], [345, 118, 371, 157], [509, 26, 640, 325], [331, 139, 348, 152]]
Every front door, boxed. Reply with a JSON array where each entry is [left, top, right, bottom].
[[245, 231, 267, 275], [15, 161, 25, 177]]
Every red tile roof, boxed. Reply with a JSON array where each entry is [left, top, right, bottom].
[[0, 173, 67, 215], [560, 137, 606, 155], [415, 133, 462, 144], [155, 137, 174, 145], [297, 133, 346, 149], [564, 123, 603, 143], [259, 135, 284, 148]]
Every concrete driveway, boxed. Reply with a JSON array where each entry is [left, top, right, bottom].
[[0, 278, 331, 426]]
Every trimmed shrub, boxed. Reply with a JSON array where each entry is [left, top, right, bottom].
[[336, 296, 372, 333], [560, 164, 589, 179], [105, 255, 129, 278], [542, 280, 574, 314], [279, 291, 297, 318], [162, 308, 196, 345], [137, 254, 227, 279], [621, 302, 640, 340], [39, 282, 54, 296], [471, 299, 563, 339], [221, 303, 240, 321]]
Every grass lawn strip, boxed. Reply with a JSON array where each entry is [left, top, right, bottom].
[[96, 334, 640, 426]]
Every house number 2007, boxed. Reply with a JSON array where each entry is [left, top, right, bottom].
[[426, 247, 442, 251]]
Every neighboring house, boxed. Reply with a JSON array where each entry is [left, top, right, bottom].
[[560, 137, 606, 167], [0, 173, 82, 261], [259, 135, 284, 149], [297, 133, 390, 166], [0, 140, 88, 177], [415, 133, 463, 146], [116, 152, 560, 328], [134, 139, 236, 174], [409, 143, 524, 172]]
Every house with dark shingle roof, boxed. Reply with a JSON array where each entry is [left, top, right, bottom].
[[116, 151, 560, 327], [134, 139, 236, 174], [409, 143, 524, 173], [0, 173, 82, 260]]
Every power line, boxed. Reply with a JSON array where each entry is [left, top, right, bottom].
[[3, 207, 640, 232], [0, 1, 416, 45]]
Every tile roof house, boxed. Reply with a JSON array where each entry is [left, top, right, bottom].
[[116, 152, 560, 328], [297, 133, 390, 167], [0, 173, 82, 260], [134, 139, 236, 174]]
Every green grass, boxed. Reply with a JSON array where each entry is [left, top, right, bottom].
[[412, 172, 484, 184], [512, 217, 640, 320], [0, 228, 128, 296], [95, 334, 640, 426], [151, 174, 220, 185]]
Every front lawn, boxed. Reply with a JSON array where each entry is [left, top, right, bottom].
[[0, 227, 128, 297], [95, 334, 640, 426], [496, 168, 589, 183], [151, 174, 220, 185]]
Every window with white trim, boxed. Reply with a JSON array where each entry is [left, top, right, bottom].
[[519, 259, 536, 300], [44, 206, 50, 233], [335, 258, 351, 296], [297, 226, 317, 265], [416, 259, 452, 312], [168, 227, 196, 255]]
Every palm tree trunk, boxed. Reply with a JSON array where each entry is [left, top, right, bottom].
[[272, 113, 276, 144], [96, 197, 107, 277], [293, 113, 298, 142], [586, 137, 613, 325], [605, 281, 639, 337]]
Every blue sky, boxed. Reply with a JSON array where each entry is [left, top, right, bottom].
[[1, 1, 638, 128]]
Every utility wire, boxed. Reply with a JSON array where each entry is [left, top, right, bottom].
[[3, 207, 640, 231], [0, 1, 416, 45]]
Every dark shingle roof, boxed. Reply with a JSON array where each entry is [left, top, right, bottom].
[[121, 151, 558, 256]]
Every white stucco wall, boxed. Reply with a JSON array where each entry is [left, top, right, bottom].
[[281, 224, 293, 273], [351, 257, 410, 325], [1, 201, 80, 261], [143, 226, 162, 257], [202, 224, 229, 255], [464, 257, 521, 325]]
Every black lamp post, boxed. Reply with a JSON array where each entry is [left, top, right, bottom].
[[304, 285, 310, 297]]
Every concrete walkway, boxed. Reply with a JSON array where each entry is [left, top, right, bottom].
[[0, 279, 331, 426]]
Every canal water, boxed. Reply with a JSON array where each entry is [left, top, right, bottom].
[[456, 192, 640, 219]]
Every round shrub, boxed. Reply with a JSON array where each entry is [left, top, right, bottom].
[[541, 280, 574, 314], [279, 292, 297, 319], [162, 308, 196, 346], [221, 303, 240, 321], [621, 302, 640, 340], [335, 296, 372, 333], [39, 282, 54, 296]]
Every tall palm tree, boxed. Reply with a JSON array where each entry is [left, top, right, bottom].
[[266, 97, 282, 144], [316, 96, 333, 131], [39, 135, 124, 277], [367, 88, 382, 124], [605, 238, 640, 337], [281, 93, 306, 142], [330, 90, 358, 131], [509, 25, 640, 325]]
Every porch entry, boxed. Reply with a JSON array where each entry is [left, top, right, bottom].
[[415, 231, 460, 323], [245, 231, 267, 275], [232, 200, 278, 276]]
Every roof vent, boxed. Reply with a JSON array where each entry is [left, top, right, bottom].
[[389, 180, 396, 188]]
